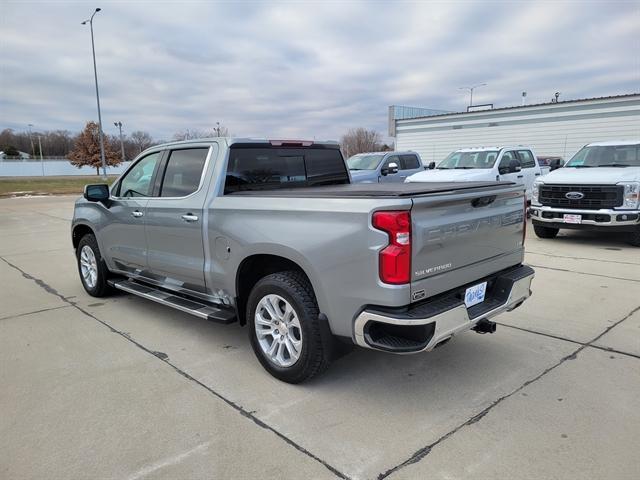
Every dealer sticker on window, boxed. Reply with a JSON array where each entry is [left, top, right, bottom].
[[465, 282, 487, 308]]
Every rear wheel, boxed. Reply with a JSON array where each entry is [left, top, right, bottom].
[[628, 228, 640, 247], [76, 234, 112, 297], [533, 224, 559, 239], [247, 271, 332, 383]]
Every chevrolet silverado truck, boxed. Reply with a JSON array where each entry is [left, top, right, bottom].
[[531, 140, 640, 246], [72, 138, 534, 383]]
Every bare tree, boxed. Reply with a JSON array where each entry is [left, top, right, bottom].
[[339, 128, 383, 158], [130, 130, 154, 154], [173, 124, 229, 141]]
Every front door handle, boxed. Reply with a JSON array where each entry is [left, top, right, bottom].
[[517, 175, 524, 178], [131, 210, 144, 218], [535, 173, 541, 176], [181, 214, 199, 222]]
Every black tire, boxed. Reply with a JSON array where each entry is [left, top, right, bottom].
[[533, 224, 559, 239], [76, 233, 112, 297], [628, 228, 640, 247], [247, 271, 332, 383]]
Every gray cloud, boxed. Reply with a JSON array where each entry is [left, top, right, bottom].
[[1, 0, 638, 141]]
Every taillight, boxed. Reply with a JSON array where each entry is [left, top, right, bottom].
[[523, 195, 527, 245], [372, 210, 411, 284]]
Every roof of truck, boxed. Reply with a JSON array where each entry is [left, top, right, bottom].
[[155, 138, 340, 148], [455, 146, 533, 152], [585, 140, 640, 147]]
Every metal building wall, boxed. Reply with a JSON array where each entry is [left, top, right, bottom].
[[394, 95, 640, 163]]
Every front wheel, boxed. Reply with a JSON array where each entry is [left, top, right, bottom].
[[76, 234, 112, 297], [533, 224, 559, 239], [628, 228, 640, 247], [247, 271, 332, 383]]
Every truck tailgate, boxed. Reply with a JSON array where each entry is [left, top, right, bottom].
[[410, 185, 525, 301]]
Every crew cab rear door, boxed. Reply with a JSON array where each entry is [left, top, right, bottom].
[[144, 145, 214, 293]]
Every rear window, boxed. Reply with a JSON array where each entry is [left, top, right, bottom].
[[160, 148, 208, 197], [225, 145, 349, 193], [401, 154, 420, 169], [517, 150, 536, 168]]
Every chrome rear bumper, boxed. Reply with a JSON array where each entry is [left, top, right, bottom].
[[353, 265, 534, 353]]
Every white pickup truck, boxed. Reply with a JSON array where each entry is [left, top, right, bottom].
[[530, 140, 640, 246], [405, 146, 543, 201]]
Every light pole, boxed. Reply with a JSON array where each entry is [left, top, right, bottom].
[[27, 124, 35, 158], [114, 121, 125, 161], [37, 135, 44, 176], [459, 83, 487, 107], [82, 8, 107, 179]]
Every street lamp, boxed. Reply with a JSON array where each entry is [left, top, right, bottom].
[[114, 121, 125, 161], [82, 8, 107, 179], [459, 83, 487, 107], [27, 124, 35, 157]]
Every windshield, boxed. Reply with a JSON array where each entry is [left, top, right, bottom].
[[437, 150, 499, 169], [565, 145, 640, 167], [347, 154, 384, 170]]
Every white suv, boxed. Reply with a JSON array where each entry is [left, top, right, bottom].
[[405, 146, 543, 201], [530, 140, 640, 246]]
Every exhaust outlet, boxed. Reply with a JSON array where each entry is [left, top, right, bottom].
[[473, 319, 497, 334]]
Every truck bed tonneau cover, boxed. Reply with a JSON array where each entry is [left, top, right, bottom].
[[228, 181, 518, 198]]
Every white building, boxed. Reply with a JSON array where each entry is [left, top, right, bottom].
[[390, 93, 640, 163]]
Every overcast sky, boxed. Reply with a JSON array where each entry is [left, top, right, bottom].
[[1, 0, 639, 141]]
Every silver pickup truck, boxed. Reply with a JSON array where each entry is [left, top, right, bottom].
[[72, 138, 534, 382]]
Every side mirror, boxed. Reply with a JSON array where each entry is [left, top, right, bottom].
[[381, 162, 399, 176], [427, 161, 436, 170], [84, 184, 110, 204], [549, 159, 562, 171], [509, 159, 522, 173]]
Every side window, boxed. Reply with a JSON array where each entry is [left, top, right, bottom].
[[517, 150, 536, 168], [159, 148, 209, 197], [400, 154, 420, 170], [499, 151, 516, 168], [118, 152, 162, 197]]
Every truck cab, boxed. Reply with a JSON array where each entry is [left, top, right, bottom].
[[405, 146, 543, 201], [530, 140, 640, 246], [347, 151, 423, 183]]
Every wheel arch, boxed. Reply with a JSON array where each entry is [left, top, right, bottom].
[[235, 253, 318, 326], [72, 223, 95, 250]]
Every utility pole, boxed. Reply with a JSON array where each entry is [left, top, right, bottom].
[[27, 124, 35, 157], [459, 83, 487, 107], [114, 121, 125, 161], [38, 135, 44, 176], [82, 8, 107, 179]]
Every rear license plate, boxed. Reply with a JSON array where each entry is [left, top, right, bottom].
[[465, 282, 487, 308], [563, 214, 582, 224]]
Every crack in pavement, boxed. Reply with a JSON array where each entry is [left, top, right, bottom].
[[377, 303, 640, 479], [497, 322, 640, 360], [0, 256, 349, 480], [527, 251, 640, 266], [528, 263, 640, 283], [0, 304, 72, 322]]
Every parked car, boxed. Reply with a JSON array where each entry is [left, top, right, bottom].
[[72, 138, 534, 382], [537, 156, 564, 175], [347, 151, 423, 183], [530, 140, 640, 246], [405, 146, 543, 201]]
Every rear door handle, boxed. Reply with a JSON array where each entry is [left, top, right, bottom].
[[517, 175, 524, 178], [535, 173, 541, 176], [181, 214, 199, 222], [131, 210, 144, 218]]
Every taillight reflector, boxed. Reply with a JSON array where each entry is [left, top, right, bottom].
[[372, 210, 411, 284]]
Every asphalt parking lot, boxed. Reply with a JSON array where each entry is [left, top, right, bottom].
[[1, 195, 639, 480]]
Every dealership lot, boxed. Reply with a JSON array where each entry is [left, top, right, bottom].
[[1, 195, 638, 480]]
